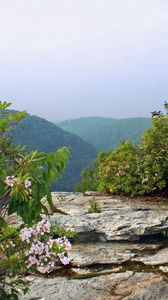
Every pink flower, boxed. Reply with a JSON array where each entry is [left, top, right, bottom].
[[56, 237, 72, 251], [37, 266, 50, 273], [47, 238, 54, 248], [20, 228, 35, 242], [20, 219, 72, 274], [58, 253, 70, 265], [28, 255, 38, 267], [64, 240, 72, 251], [5, 176, 32, 194], [24, 179, 31, 189], [29, 241, 45, 255], [5, 176, 20, 187], [36, 220, 51, 233]]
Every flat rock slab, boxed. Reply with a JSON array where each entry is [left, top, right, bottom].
[[69, 242, 161, 267], [132, 247, 168, 265], [51, 192, 168, 215], [50, 193, 168, 242], [51, 210, 168, 242], [19, 193, 168, 300], [21, 271, 168, 300]]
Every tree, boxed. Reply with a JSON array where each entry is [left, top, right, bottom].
[[77, 103, 168, 196], [0, 102, 71, 299]]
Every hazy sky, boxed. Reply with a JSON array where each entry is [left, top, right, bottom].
[[0, 0, 168, 121]]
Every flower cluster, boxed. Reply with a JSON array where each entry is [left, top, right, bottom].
[[56, 237, 72, 251], [24, 179, 32, 193], [5, 176, 32, 194], [5, 176, 20, 187], [20, 219, 72, 273]]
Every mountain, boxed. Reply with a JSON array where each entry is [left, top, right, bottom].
[[13, 114, 97, 191], [58, 117, 152, 151]]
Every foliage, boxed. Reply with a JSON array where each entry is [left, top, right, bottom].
[[77, 103, 168, 196], [0, 219, 72, 299], [87, 197, 101, 213], [0, 102, 71, 299], [13, 114, 97, 191], [75, 166, 97, 192], [19, 219, 72, 272], [0, 103, 70, 224]]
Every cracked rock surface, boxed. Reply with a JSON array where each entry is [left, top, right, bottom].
[[20, 193, 168, 300], [22, 271, 168, 300]]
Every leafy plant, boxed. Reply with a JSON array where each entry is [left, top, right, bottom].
[[0, 102, 70, 224], [88, 197, 101, 213], [0, 219, 73, 299], [0, 101, 71, 299], [77, 103, 168, 196]]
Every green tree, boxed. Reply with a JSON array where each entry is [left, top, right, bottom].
[[77, 103, 168, 196], [0, 101, 70, 299], [0, 102, 70, 224]]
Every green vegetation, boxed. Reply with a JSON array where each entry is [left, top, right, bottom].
[[77, 104, 168, 196], [13, 113, 97, 191], [0, 109, 70, 224], [0, 102, 72, 299], [58, 117, 152, 151], [88, 197, 101, 213]]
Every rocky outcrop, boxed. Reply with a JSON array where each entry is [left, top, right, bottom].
[[23, 271, 168, 300], [50, 193, 168, 242], [69, 242, 161, 267], [20, 193, 168, 300]]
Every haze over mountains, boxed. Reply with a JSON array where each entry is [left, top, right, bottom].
[[13, 113, 97, 191], [58, 117, 152, 151], [12, 111, 153, 191]]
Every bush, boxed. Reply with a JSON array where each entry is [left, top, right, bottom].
[[0, 102, 71, 299], [77, 103, 168, 196]]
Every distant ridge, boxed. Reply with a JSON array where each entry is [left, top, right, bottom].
[[58, 117, 152, 151], [13, 113, 97, 191]]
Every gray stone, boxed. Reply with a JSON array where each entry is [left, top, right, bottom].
[[21, 271, 133, 300], [69, 242, 161, 267], [132, 247, 168, 265], [159, 266, 168, 273], [118, 272, 168, 300], [50, 193, 168, 242], [18, 193, 168, 300], [51, 209, 168, 242], [20, 272, 168, 300]]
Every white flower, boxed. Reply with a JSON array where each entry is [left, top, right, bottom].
[[24, 179, 32, 189]]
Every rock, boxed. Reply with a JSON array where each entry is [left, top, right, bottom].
[[21, 271, 133, 300], [132, 248, 168, 265], [69, 242, 161, 267], [116, 272, 168, 300], [51, 209, 168, 242], [20, 272, 168, 300], [83, 191, 106, 196], [70, 266, 123, 277], [70, 243, 135, 267], [17, 193, 168, 300], [159, 266, 168, 273], [50, 193, 168, 242]]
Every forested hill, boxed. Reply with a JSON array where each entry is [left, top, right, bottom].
[[58, 117, 152, 151], [13, 114, 97, 191]]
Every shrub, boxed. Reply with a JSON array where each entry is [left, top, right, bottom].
[[87, 197, 101, 213], [0, 102, 71, 299], [77, 103, 168, 196]]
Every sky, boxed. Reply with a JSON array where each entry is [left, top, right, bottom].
[[0, 0, 168, 121]]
